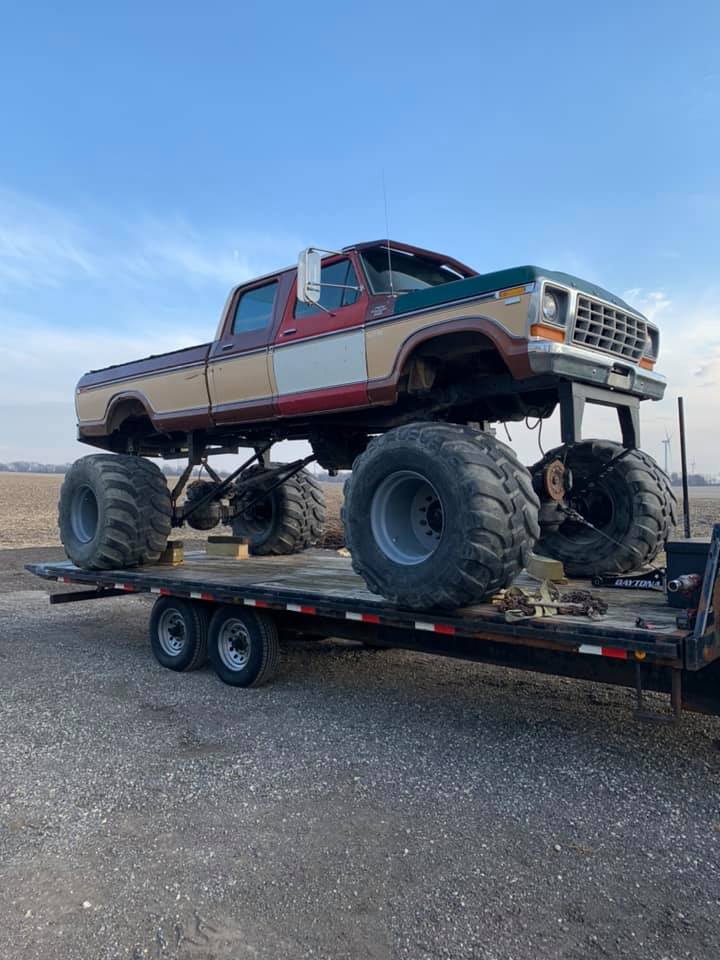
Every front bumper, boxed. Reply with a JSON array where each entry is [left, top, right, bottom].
[[527, 341, 666, 401]]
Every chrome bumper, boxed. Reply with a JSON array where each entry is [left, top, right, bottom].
[[527, 341, 666, 401]]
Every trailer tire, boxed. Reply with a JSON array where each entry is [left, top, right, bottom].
[[229, 464, 311, 555], [342, 423, 539, 610], [208, 606, 280, 687], [149, 596, 210, 671], [531, 440, 677, 577], [58, 454, 172, 570]]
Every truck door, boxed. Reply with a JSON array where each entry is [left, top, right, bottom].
[[208, 277, 283, 424], [272, 255, 370, 416]]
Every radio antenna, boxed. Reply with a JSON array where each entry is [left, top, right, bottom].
[[382, 169, 394, 298]]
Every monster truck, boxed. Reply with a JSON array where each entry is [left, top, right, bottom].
[[60, 239, 675, 610]]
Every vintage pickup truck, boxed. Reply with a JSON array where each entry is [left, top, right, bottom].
[[60, 239, 675, 610]]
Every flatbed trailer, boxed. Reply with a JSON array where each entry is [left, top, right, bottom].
[[27, 526, 720, 721]]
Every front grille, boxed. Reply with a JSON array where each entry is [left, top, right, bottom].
[[572, 296, 647, 362]]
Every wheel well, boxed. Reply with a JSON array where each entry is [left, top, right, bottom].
[[107, 397, 153, 434], [401, 331, 510, 392]]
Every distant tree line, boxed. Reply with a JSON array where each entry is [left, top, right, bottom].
[[0, 462, 74, 474], [0, 461, 341, 482], [670, 472, 719, 487]]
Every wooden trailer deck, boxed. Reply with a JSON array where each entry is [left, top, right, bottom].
[[28, 549, 686, 666]]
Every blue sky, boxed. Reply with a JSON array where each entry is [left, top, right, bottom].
[[1, 0, 718, 470]]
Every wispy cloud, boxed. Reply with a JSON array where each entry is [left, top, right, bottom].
[[0, 188, 299, 295], [0, 189, 96, 290], [622, 288, 672, 321], [0, 312, 200, 404]]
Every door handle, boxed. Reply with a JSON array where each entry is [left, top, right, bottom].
[[220, 343, 234, 352], [282, 328, 297, 336]]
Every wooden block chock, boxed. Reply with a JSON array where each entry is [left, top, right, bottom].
[[526, 552, 566, 583], [206, 535, 250, 560], [158, 540, 184, 565]]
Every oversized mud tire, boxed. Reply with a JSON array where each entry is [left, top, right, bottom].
[[58, 454, 172, 569], [531, 440, 677, 577], [342, 423, 540, 610], [230, 464, 307, 556], [184, 479, 221, 531], [297, 469, 327, 547]]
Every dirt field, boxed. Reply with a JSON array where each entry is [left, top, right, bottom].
[[0, 473, 715, 551], [0, 474, 345, 550]]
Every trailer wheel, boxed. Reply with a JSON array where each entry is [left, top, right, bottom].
[[207, 606, 280, 687], [59, 454, 172, 570], [342, 423, 539, 610], [149, 596, 209, 672], [531, 440, 677, 577]]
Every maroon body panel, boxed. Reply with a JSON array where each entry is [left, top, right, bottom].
[[78, 343, 212, 391]]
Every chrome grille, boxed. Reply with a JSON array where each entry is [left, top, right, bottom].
[[572, 296, 647, 362]]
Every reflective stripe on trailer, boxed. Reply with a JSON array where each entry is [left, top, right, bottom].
[[578, 644, 628, 660], [345, 611, 381, 624], [415, 621, 457, 635]]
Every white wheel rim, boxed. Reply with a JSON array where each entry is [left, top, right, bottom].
[[158, 609, 186, 656], [70, 484, 99, 544], [217, 619, 251, 671], [370, 470, 444, 565]]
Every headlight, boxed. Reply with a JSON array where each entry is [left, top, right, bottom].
[[542, 291, 559, 323], [643, 327, 659, 360]]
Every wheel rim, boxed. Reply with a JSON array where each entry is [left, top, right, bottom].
[[70, 484, 99, 544], [232, 495, 275, 540], [157, 609, 186, 656], [564, 484, 617, 543], [217, 619, 251, 671], [370, 470, 444, 565]]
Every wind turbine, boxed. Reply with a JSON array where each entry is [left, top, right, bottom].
[[661, 429, 672, 476]]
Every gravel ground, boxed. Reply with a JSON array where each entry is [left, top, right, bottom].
[[2, 546, 720, 960]]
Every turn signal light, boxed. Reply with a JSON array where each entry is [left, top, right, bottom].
[[530, 324, 565, 343]]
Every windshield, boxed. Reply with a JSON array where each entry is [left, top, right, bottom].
[[360, 246, 468, 295]]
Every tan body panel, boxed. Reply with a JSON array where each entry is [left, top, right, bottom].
[[366, 294, 532, 381], [207, 350, 275, 408], [77, 363, 209, 425]]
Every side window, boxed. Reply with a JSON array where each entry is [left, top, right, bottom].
[[232, 280, 278, 335], [295, 259, 359, 319]]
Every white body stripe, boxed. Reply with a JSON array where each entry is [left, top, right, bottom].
[[272, 329, 367, 395]]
